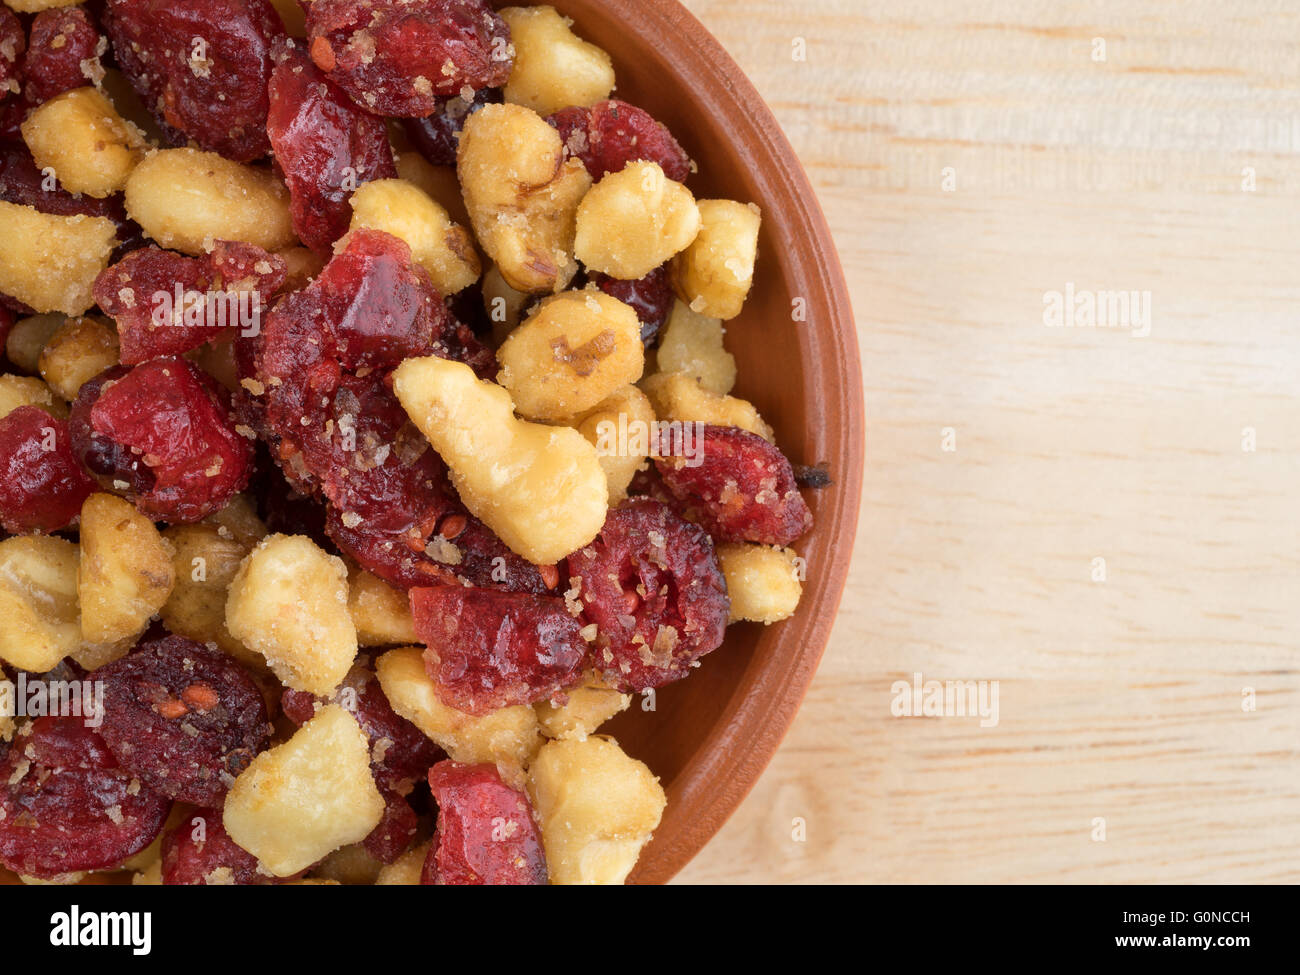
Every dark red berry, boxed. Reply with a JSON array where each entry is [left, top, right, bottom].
[[0, 716, 171, 879], [421, 761, 546, 885], [569, 498, 730, 692], [0, 406, 96, 535], [161, 808, 273, 884], [363, 788, 419, 863], [23, 6, 106, 106], [549, 99, 691, 182], [589, 265, 674, 345], [402, 86, 501, 166]]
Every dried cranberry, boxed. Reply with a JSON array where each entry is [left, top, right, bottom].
[[258, 459, 331, 548], [410, 585, 587, 715], [421, 761, 546, 885], [280, 660, 441, 794], [402, 86, 501, 166], [23, 6, 106, 106], [363, 788, 419, 863], [0, 6, 24, 108], [94, 242, 286, 365], [0, 717, 171, 878], [161, 809, 273, 885], [569, 498, 729, 692], [654, 425, 813, 547], [306, 0, 511, 117], [103, 0, 287, 161], [590, 265, 674, 345], [267, 46, 396, 257], [96, 636, 272, 807], [69, 357, 255, 523], [549, 99, 692, 182], [0, 406, 96, 535]]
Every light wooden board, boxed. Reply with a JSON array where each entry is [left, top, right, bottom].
[[675, 0, 1300, 884]]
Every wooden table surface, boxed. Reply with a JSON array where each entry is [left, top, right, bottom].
[[675, 0, 1300, 884]]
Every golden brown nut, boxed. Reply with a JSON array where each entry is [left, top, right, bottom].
[[641, 371, 773, 442], [457, 102, 591, 294], [37, 316, 120, 401], [500, 6, 615, 116], [160, 523, 262, 666], [655, 300, 736, 394], [0, 535, 81, 673], [348, 179, 480, 295], [497, 290, 644, 422], [572, 384, 657, 504], [535, 673, 632, 741], [21, 87, 145, 198], [77, 493, 175, 645], [717, 543, 803, 623], [574, 162, 701, 281], [671, 199, 762, 320], [0, 203, 117, 315], [0, 374, 66, 420], [347, 565, 417, 647]]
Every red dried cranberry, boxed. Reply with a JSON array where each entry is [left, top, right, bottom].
[[23, 6, 106, 105], [0, 7, 24, 108], [161, 809, 273, 884], [69, 357, 255, 523], [0, 717, 171, 878], [569, 498, 729, 692], [103, 0, 287, 161], [402, 86, 501, 166], [549, 99, 691, 182], [590, 265, 674, 345], [654, 425, 813, 547], [306, 0, 511, 117], [267, 46, 396, 257], [421, 761, 546, 885], [0, 406, 96, 534], [363, 788, 419, 863], [96, 636, 272, 807], [280, 661, 441, 794], [410, 585, 587, 715], [94, 242, 285, 365]]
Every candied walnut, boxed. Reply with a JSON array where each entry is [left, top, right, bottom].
[[103, 0, 287, 162], [671, 199, 761, 321], [548, 99, 691, 183], [0, 373, 65, 420], [393, 355, 608, 566], [97, 636, 272, 806], [535, 672, 631, 742], [527, 736, 665, 885], [717, 543, 803, 624], [223, 704, 385, 877], [305, 0, 512, 117], [654, 425, 813, 547], [311, 843, 383, 884], [280, 659, 441, 795], [225, 533, 357, 696], [572, 384, 657, 504], [348, 566, 418, 647], [641, 371, 773, 442], [0, 717, 171, 879], [375, 839, 430, 884], [349, 178, 480, 295], [0, 405, 95, 534], [569, 498, 729, 692], [375, 646, 541, 770], [78, 492, 175, 644], [590, 265, 675, 347], [457, 102, 591, 294], [94, 242, 286, 365], [0, 535, 81, 673], [267, 47, 397, 257], [500, 5, 612, 117], [22, 6, 107, 105], [124, 148, 295, 257], [575, 162, 700, 281], [653, 300, 735, 392], [402, 86, 502, 166], [37, 315, 120, 401], [22, 87, 145, 199], [411, 586, 587, 715], [69, 357, 255, 522], [421, 761, 546, 884], [161, 809, 274, 885], [0, 202, 117, 315], [497, 290, 644, 423]]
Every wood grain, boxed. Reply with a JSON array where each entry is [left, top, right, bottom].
[[675, 0, 1300, 884]]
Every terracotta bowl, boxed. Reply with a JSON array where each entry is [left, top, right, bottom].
[[0, 0, 863, 886]]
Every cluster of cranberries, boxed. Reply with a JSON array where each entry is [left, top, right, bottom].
[[0, 0, 817, 885]]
